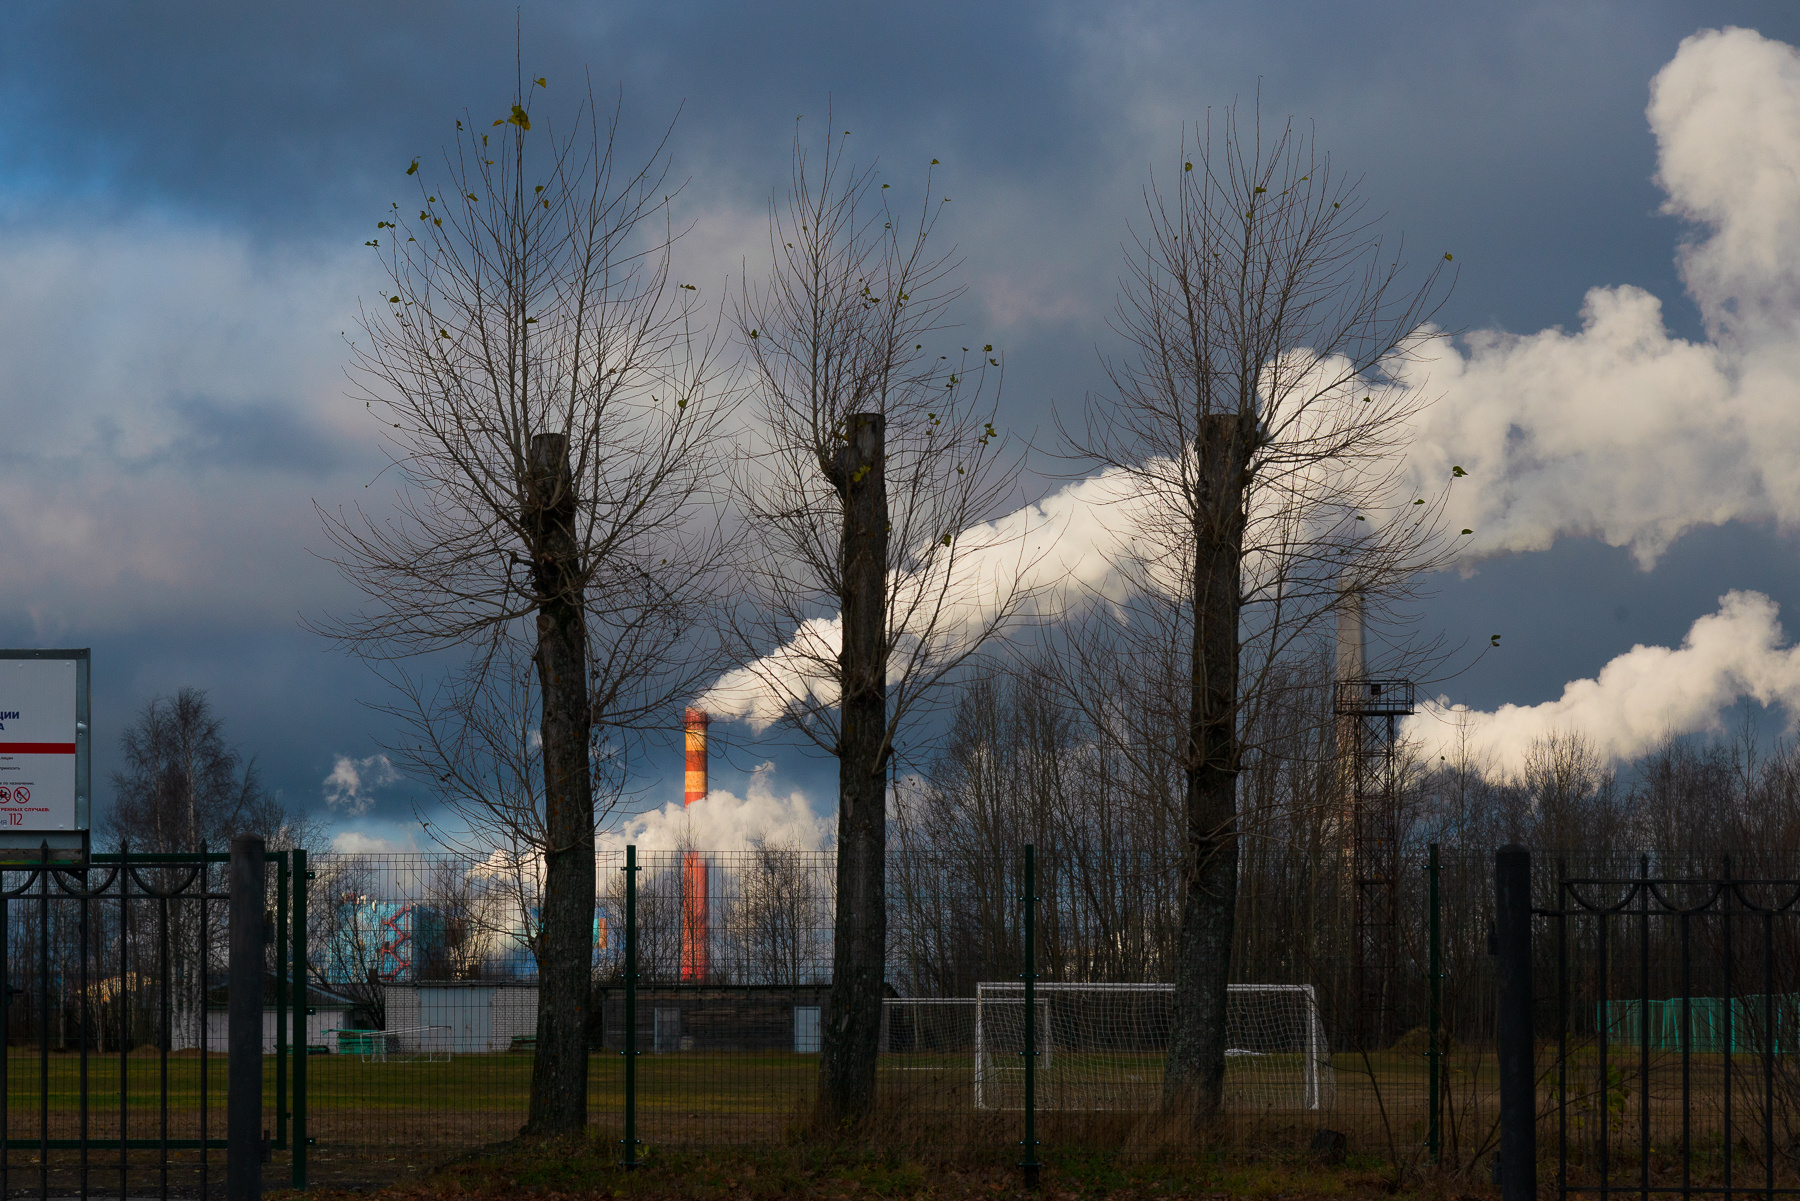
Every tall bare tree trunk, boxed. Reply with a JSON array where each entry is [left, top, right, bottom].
[[819, 412, 888, 1127], [524, 431, 597, 1136], [1165, 413, 1250, 1117]]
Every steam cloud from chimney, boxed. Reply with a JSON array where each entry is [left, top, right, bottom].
[[700, 27, 1800, 761], [1406, 591, 1800, 773]]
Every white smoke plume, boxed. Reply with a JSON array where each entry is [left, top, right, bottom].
[[1405, 591, 1800, 773], [703, 27, 1800, 742], [1399, 27, 1800, 568], [600, 762, 831, 853], [697, 464, 1151, 729]]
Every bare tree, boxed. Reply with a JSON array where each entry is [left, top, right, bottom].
[[318, 81, 729, 1136], [727, 125, 1031, 1124], [308, 856, 390, 1029], [1519, 731, 1622, 854], [107, 686, 314, 852], [105, 686, 320, 1047], [420, 856, 506, 980], [1061, 107, 1455, 1118], [726, 836, 828, 985]]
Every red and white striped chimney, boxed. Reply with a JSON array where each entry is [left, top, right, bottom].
[[680, 707, 710, 982], [683, 708, 710, 805]]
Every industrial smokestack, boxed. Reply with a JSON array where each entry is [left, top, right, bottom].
[[1334, 580, 1367, 859], [680, 708, 710, 982], [1336, 586, 1365, 684], [683, 708, 710, 805]]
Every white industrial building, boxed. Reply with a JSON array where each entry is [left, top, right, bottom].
[[383, 982, 539, 1054], [175, 980, 364, 1053]]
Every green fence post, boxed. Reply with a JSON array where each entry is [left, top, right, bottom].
[[620, 844, 640, 1170], [1020, 844, 1040, 1188], [293, 847, 308, 1189], [1428, 842, 1441, 1165], [276, 851, 288, 1151]]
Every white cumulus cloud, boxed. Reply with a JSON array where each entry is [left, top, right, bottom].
[[322, 753, 402, 815], [329, 829, 416, 853]]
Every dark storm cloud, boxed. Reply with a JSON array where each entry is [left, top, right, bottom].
[[0, 2, 1075, 230], [106, 392, 348, 478], [10, 0, 1796, 379], [8, 0, 1800, 838]]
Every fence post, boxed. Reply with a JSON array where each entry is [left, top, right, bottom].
[[292, 847, 308, 1190], [620, 844, 639, 1170], [1020, 844, 1040, 1188], [275, 852, 288, 1153], [1429, 842, 1441, 1165], [1495, 843, 1535, 1201], [228, 834, 266, 1201]]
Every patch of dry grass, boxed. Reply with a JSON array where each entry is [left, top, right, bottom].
[[268, 1137, 1501, 1201]]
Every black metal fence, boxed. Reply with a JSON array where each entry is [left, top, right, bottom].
[[1512, 849, 1800, 1201], [40, 836, 1800, 1193], [282, 843, 1510, 1176], [0, 843, 308, 1199], [0, 838, 1523, 1191]]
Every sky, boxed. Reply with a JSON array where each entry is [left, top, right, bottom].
[[6, 1, 1800, 850]]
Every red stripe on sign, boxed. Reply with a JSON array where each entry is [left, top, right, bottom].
[[0, 744, 76, 754]]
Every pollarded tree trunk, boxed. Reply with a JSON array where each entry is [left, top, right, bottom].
[[524, 432, 598, 1137], [1164, 412, 1251, 1118], [819, 412, 888, 1127]]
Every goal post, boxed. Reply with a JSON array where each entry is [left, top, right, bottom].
[[969, 993, 1051, 1110], [973, 982, 1333, 1112]]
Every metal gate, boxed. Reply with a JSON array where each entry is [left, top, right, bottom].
[[1513, 847, 1800, 1201], [0, 844, 309, 1198]]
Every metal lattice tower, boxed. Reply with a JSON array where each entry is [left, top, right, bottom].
[[1334, 677, 1414, 1051]]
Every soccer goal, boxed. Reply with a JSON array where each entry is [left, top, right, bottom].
[[878, 997, 981, 1071], [973, 983, 1332, 1112], [327, 1024, 453, 1063]]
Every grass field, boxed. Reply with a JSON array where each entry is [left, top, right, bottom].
[[14, 1042, 1800, 1195], [0, 1047, 1456, 1157]]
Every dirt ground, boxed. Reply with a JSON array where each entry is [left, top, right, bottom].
[[267, 1137, 1494, 1201]]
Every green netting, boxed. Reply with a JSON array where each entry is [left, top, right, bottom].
[[1598, 994, 1800, 1053]]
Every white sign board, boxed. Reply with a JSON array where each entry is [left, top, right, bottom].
[[0, 659, 78, 831]]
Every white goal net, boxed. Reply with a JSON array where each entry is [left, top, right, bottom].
[[879, 998, 979, 1067], [972, 983, 1332, 1112]]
